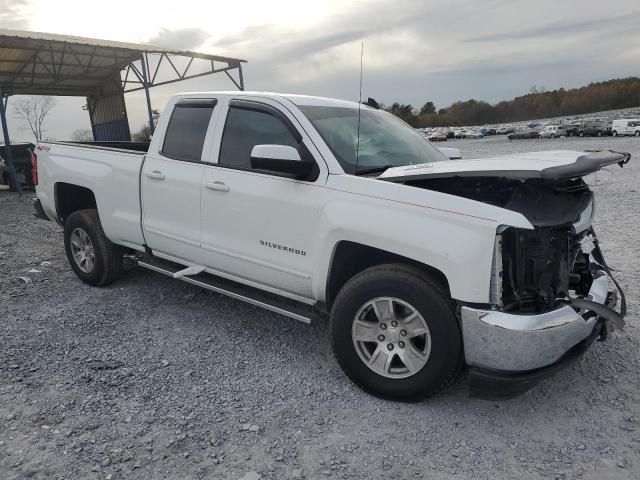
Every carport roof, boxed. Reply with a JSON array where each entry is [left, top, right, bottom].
[[0, 28, 246, 97]]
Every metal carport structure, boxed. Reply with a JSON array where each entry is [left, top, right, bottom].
[[0, 28, 246, 194]]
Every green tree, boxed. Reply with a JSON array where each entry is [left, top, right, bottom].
[[386, 103, 418, 126], [419, 102, 436, 115], [383, 77, 640, 126]]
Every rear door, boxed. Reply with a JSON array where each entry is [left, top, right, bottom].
[[199, 97, 328, 299], [141, 98, 218, 262], [627, 121, 635, 135]]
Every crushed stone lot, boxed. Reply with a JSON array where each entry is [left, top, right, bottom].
[[1, 136, 639, 480]]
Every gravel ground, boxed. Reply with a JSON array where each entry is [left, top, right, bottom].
[[1, 136, 639, 480]]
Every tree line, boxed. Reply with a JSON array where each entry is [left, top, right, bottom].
[[384, 77, 640, 127]]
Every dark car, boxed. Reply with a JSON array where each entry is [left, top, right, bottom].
[[564, 123, 581, 137], [507, 130, 540, 140], [0, 143, 36, 191], [577, 122, 609, 137]]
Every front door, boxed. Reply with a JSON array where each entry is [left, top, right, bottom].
[[200, 98, 327, 299], [141, 98, 217, 262]]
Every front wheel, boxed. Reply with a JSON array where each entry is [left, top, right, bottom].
[[64, 209, 123, 286], [635, 130, 640, 137], [330, 264, 462, 401]]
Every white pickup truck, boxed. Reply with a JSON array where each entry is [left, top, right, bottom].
[[33, 92, 628, 400]]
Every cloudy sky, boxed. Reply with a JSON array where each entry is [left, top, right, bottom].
[[2, 0, 639, 141]]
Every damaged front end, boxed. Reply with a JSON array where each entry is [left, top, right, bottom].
[[494, 225, 624, 329], [401, 152, 629, 399], [407, 173, 626, 325]]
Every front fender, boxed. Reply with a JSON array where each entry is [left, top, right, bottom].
[[311, 176, 533, 304]]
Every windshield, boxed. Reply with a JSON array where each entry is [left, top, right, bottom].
[[298, 105, 448, 174]]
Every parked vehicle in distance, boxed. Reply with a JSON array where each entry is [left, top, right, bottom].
[[497, 126, 515, 135], [578, 121, 609, 137], [539, 125, 566, 138], [428, 133, 448, 142], [34, 91, 628, 401], [464, 130, 484, 139], [564, 123, 581, 137], [612, 119, 640, 137], [507, 130, 540, 140], [0, 143, 35, 191]]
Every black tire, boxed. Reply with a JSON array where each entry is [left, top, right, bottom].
[[579, 131, 585, 137], [330, 264, 462, 401], [612, 130, 618, 137], [597, 130, 603, 137], [64, 209, 123, 286], [635, 130, 640, 137]]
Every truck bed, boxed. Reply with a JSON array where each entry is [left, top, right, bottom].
[[36, 140, 146, 250]]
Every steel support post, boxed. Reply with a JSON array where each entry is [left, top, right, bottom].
[[238, 63, 244, 91], [0, 88, 22, 195], [140, 54, 155, 134]]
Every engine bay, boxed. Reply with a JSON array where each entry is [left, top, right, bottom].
[[405, 176, 593, 228], [407, 176, 596, 312]]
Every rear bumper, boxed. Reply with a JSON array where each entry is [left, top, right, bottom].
[[461, 263, 618, 399]]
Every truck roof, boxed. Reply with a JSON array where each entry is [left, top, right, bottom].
[[173, 91, 368, 109]]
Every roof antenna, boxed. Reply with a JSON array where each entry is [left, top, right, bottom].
[[355, 42, 364, 173]]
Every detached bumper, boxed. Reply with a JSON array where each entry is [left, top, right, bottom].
[[466, 321, 603, 400], [461, 265, 618, 399]]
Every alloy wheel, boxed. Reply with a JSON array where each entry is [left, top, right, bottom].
[[70, 227, 96, 273], [351, 297, 432, 379]]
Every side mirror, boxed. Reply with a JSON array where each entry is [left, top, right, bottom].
[[438, 147, 462, 160], [250, 144, 314, 178]]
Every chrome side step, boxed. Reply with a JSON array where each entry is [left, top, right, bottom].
[[137, 259, 314, 324]]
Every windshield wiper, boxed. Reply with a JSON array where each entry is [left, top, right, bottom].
[[354, 164, 398, 176]]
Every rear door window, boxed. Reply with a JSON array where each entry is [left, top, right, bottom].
[[161, 99, 216, 162]]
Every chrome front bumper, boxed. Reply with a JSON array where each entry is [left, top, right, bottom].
[[461, 264, 611, 372]]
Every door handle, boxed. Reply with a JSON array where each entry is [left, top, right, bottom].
[[205, 181, 230, 192], [146, 170, 165, 180]]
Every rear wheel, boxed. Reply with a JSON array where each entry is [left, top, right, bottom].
[[635, 130, 640, 137], [330, 264, 462, 401], [579, 131, 585, 137], [613, 130, 618, 137], [597, 130, 603, 137], [64, 209, 123, 286]]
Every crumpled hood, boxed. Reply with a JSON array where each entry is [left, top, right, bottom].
[[379, 150, 630, 182]]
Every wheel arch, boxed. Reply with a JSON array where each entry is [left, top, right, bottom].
[[324, 240, 450, 309], [54, 182, 97, 223]]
